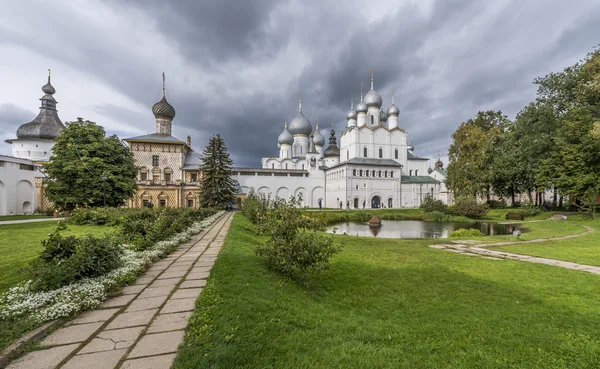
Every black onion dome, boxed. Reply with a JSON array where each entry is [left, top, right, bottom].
[[16, 72, 64, 140], [152, 97, 176, 119], [323, 128, 340, 157]]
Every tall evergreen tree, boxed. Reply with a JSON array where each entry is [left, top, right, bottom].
[[198, 134, 236, 208]]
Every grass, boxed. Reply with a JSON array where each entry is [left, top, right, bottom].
[[486, 219, 600, 266], [0, 215, 52, 221], [175, 214, 600, 369], [0, 221, 113, 294]]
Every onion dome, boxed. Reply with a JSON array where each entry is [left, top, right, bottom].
[[346, 92, 357, 120], [277, 121, 294, 145], [288, 93, 313, 136], [152, 72, 176, 119], [356, 83, 368, 113], [407, 144, 415, 152], [313, 120, 325, 146], [380, 109, 388, 122], [364, 69, 382, 108], [323, 126, 340, 157], [15, 70, 65, 140], [434, 152, 444, 169], [387, 86, 400, 116]]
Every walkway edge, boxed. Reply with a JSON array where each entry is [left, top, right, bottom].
[[0, 320, 62, 368]]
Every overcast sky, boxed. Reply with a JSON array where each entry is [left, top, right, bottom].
[[1, 0, 599, 167]]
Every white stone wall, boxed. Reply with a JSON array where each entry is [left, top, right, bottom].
[[0, 156, 38, 215], [11, 139, 55, 162], [340, 126, 407, 167]]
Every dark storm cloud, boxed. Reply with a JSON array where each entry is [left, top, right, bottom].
[[0, 104, 36, 142], [2, 0, 599, 167]]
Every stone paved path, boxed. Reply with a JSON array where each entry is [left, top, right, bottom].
[[7, 212, 233, 369], [429, 226, 600, 274], [0, 218, 64, 225]]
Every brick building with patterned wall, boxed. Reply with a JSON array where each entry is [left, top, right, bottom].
[[123, 74, 203, 209]]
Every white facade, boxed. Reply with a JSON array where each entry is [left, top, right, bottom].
[[0, 155, 38, 215], [234, 71, 448, 208], [10, 139, 56, 163]]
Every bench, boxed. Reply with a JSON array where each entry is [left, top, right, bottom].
[[505, 212, 525, 221]]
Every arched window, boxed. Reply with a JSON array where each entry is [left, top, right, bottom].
[[409, 170, 413, 176], [353, 169, 356, 176], [415, 169, 419, 176], [363, 147, 368, 157], [379, 147, 383, 158], [378, 170, 382, 177], [395, 149, 399, 159], [272, 163, 275, 169], [302, 164, 305, 170], [360, 170, 363, 176], [384, 171, 388, 177], [371, 116, 374, 125], [347, 151, 349, 160], [366, 170, 369, 177], [390, 171, 394, 178], [285, 163, 288, 169]]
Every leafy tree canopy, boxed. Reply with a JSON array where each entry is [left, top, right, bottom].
[[44, 118, 137, 211]]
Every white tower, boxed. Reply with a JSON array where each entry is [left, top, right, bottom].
[[313, 120, 325, 155], [356, 83, 368, 127], [346, 92, 357, 128], [387, 86, 400, 130], [278, 121, 293, 159]]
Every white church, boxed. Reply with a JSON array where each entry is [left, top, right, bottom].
[[233, 70, 450, 209]]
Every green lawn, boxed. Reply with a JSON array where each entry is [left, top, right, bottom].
[[0, 222, 113, 293], [487, 220, 600, 266], [0, 215, 52, 221], [175, 214, 600, 369]]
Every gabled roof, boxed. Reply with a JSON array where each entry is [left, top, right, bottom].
[[407, 152, 429, 160], [182, 150, 203, 170], [401, 175, 440, 184], [124, 133, 185, 144]]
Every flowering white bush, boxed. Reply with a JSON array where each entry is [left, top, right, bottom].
[[0, 211, 224, 324]]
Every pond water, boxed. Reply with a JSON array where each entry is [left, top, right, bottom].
[[325, 220, 525, 239]]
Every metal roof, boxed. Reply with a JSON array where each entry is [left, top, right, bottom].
[[182, 150, 203, 170], [407, 152, 429, 160], [124, 133, 185, 144], [400, 175, 440, 184]]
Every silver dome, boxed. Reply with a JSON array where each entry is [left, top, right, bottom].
[[313, 122, 325, 146], [346, 109, 357, 120], [380, 110, 387, 122], [278, 122, 293, 145], [387, 104, 400, 116], [407, 144, 415, 151], [356, 101, 367, 113], [364, 89, 382, 108], [288, 111, 312, 136]]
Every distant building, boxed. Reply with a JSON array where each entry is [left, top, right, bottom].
[[0, 155, 38, 215], [233, 70, 449, 208], [3, 71, 65, 213], [123, 74, 203, 208]]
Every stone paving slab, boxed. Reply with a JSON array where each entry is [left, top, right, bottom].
[[120, 284, 147, 295], [80, 326, 145, 354], [157, 270, 187, 279], [137, 286, 174, 299], [133, 276, 154, 285], [180, 279, 207, 289], [148, 311, 193, 333], [186, 271, 210, 280], [101, 294, 136, 308], [105, 309, 159, 330], [126, 295, 169, 312], [149, 278, 180, 288], [71, 309, 120, 325], [61, 348, 127, 369], [120, 353, 176, 369], [160, 298, 196, 314], [42, 322, 104, 346], [171, 288, 202, 300], [6, 344, 79, 369], [127, 330, 185, 358]]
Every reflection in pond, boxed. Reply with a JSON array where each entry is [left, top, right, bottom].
[[326, 220, 525, 239]]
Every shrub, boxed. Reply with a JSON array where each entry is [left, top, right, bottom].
[[519, 201, 541, 217], [421, 194, 448, 213], [255, 196, 342, 282], [242, 190, 271, 225], [486, 199, 507, 209], [425, 211, 445, 222], [449, 197, 488, 219], [31, 222, 123, 291], [449, 228, 483, 238]]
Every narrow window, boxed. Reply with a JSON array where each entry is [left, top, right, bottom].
[[302, 164, 305, 170], [379, 148, 383, 158], [164, 173, 171, 183], [353, 169, 356, 176], [347, 151, 349, 160], [364, 147, 367, 157], [141, 172, 147, 181], [152, 155, 159, 166], [384, 171, 388, 177], [415, 170, 418, 176], [191, 173, 197, 182], [390, 171, 394, 178], [360, 170, 363, 176], [187, 199, 194, 207], [378, 170, 382, 177], [395, 149, 398, 159], [371, 116, 374, 125], [272, 163, 275, 169], [409, 170, 413, 176]]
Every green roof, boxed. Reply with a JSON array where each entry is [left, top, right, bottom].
[[401, 175, 440, 184], [435, 168, 447, 176]]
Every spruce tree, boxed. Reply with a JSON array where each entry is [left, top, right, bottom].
[[198, 134, 236, 208]]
